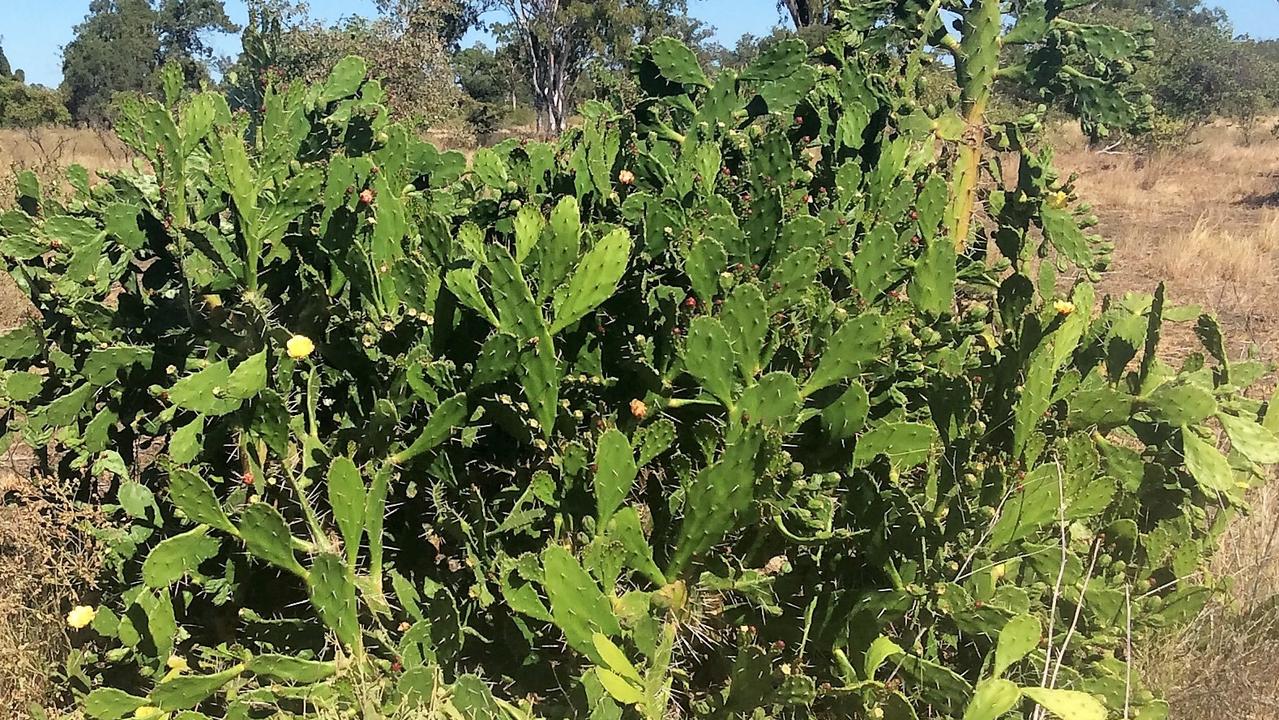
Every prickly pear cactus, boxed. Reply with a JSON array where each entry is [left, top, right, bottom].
[[0, 2, 1269, 719]]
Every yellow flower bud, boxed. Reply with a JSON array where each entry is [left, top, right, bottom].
[[66, 605, 96, 629], [1053, 300, 1076, 316], [133, 706, 165, 720], [166, 654, 189, 672], [286, 334, 315, 359]]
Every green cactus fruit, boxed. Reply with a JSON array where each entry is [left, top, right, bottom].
[[774, 674, 817, 706], [765, 248, 819, 313], [540, 197, 582, 300], [149, 665, 246, 711], [550, 228, 632, 334], [993, 614, 1041, 677], [852, 421, 939, 471], [308, 552, 361, 649], [684, 316, 737, 408], [541, 544, 621, 661], [668, 427, 763, 576], [487, 245, 546, 341], [393, 392, 468, 464], [608, 506, 666, 585], [721, 282, 770, 380], [1021, 688, 1107, 720], [821, 381, 870, 439], [963, 679, 1020, 720], [514, 203, 545, 263], [635, 418, 676, 467], [238, 503, 307, 577], [685, 237, 726, 307], [246, 654, 337, 683], [648, 37, 709, 87], [737, 372, 801, 429], [595, 429, 638, 524], [803, 312, 887, 396], [168, 469, 235, 534], [141, 526, 220, 587], [327, 456, 365, 565], [473, 332, 520, 386]]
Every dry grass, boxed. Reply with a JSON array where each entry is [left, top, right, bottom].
[[0, 470, 106, 718], [1054, 121, 1279, 358]]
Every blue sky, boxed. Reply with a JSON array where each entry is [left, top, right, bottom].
[[4, 0, 1278, 88]]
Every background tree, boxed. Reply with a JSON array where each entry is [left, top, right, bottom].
[[61, 0, 237, 124], [493, 0, 703, 134], [0, 45, 70, 127], [777, 0, 833, 28]]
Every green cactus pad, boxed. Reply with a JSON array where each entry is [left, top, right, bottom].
[[514, 203, 545, 263], [473, 332, 520, 386], [993, 614, 1041, 677], [608, 506, 666, 585], [648, 36, 710, 87], [168, 469, 235, 534], [82, 688, 148, 720], [721, 283, 770, 380], [327, 457, 366, 565], [963, 679, 1021, 720], [141, 526, 220, 587], [542, 545, 622, 661], [594, 429, 637, 524], [737, 372, 801, 429], [393, 392, 468, 464], [684, 316, 737, 407], [821, 381, 870, 439], [550, 228, 632, 334], [540, 197, 582, 299], [803, 313, 887, 396], [1218, 412, 1279, 464], [1021, 688, 1107, 720], [635, 418, 676, 467], [852, 421, 939, 470], [246, 654, 337, 684], [487, 245, 546, 341], [149, 665, 246, 711], [764, 248, 819, 313], [238, 504, 307, 578], [669, 428, 763, 576], [685, 237, 726, 306], [307, 552, 361, 649]]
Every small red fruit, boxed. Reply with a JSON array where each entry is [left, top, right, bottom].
[[684, 296, 697, 308]]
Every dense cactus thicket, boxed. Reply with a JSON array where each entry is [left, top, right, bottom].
[[0, 1, 1276, 718]]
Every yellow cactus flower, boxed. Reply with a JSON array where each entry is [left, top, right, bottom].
[[66, 605, 96, 629], [1053, 300, 1076, 316], [286, 334, 315, 360], [1047, 190, 1069, 209], [166, 654, 189, 672]]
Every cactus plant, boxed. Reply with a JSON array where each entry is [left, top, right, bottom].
[[0, 4, 1267, 719]]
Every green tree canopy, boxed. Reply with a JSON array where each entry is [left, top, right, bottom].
[[61, 0, 237, 124]]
